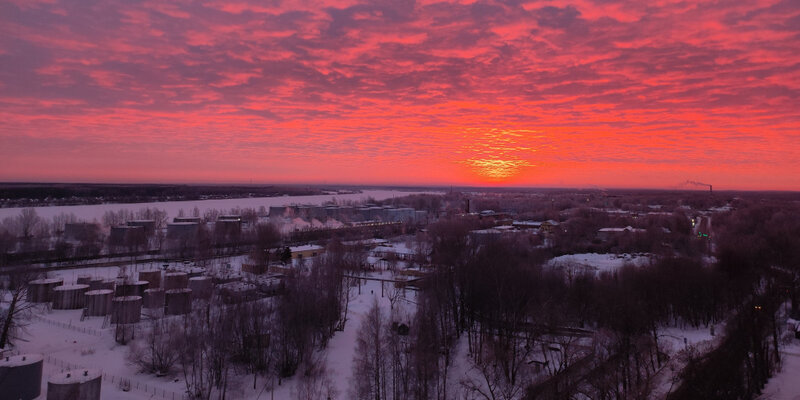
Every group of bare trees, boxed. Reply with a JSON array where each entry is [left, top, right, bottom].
[[128, 300, 274, 399], [377, 206, 797, 400], [274, 240, 363, 378], [350, 290, 456, 400]]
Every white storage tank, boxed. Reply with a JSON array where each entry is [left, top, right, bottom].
[[52, 284, 90, 309], [84, 289, 114, 316], [111, 296, 143, 324], [47, 369, 101, 400], [27, 278, 64, 303], [0, 353, 43, 400]]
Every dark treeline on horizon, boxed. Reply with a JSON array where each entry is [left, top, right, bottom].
[[0, 183, 328, 208]]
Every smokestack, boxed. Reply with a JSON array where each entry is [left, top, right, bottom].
[[686, 180, 713, 193]]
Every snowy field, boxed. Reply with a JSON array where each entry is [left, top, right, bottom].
[[759, 343, 800, 400], [546, 253, 654, 276], [649, 325, 722, 398], [0, 189, 439, 222]]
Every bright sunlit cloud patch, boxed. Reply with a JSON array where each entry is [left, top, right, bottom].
[[456, 128, 543, 181], [463, 157, 534, 180]]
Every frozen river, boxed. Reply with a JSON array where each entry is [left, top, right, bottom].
[[0, 189, 440, 222]]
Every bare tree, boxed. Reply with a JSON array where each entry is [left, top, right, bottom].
[[0, 228, 17, 268], [178, 305, 234, 400], [385, 310, 413, 400], [294, 352, 337, 400], [0, 268, 39, 349], [352, 299, 388, 400], [228, 301, 273, 389], [102, 209, 132, 229], [460, 333, 535, 400], [251, 223, 282, 265], [17, 208, 41, 239], [52, 212, 77, 235], [129, 318, 182, 375]]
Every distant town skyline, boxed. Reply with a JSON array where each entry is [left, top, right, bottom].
[[1, 0, 798, 190]]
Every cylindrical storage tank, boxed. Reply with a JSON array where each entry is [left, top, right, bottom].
[[98, 279, 115, 291], [87, 278, 105, 291], [47, 369, 101, 400], [0, 354, 43, 400], [188, 276, 213, 300], [76, 275, 92, 285], [143, 288, 165, 309], [111, 296, 142, 324], [138, 270, 162, 289], [26, 278, 64, 303], [165, 288, 192, 315], [187, 267, 206, 278], [51, 284, 89, 310], [163, 272, 189, 290], [84, 289, 113, 316], [115, 281, 148, 298]]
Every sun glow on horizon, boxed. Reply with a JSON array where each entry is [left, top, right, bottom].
[[463, 157, 534, 181], [456, 128, 543, 181]]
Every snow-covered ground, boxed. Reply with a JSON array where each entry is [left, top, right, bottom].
[[42, 257, 249, 283], [8, 261, 420, 399], [650, 324, 723, 398], [14, 311, 187, 400], [202, 270, 417, 399], [546, 253, 654, 276], [759, 342, 800, 400], [0, 189, 438, 222]]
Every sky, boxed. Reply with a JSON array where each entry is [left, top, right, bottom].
[[0, 0, 798, 190]]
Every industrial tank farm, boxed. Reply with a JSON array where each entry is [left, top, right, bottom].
[[84, 289, 114, 316], [27, 278, 64, 303], [88, 278, 114, 291], [51, 284, 90, 309], [47, 369, 102, 400], [143, 288, 165, 309], [0, 354, 43, 400], [138, 269, 162, 289], [163, 272, 189, 290], [115, 280, 148, 297], [165, 288, 192, 315], [76, 275, 92, 285], [111, 296, 143, 324]]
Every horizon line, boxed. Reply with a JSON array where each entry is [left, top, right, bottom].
[[0, 180, 796, 194]]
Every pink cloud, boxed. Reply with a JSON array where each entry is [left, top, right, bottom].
[[0, 0, 797, 189]]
